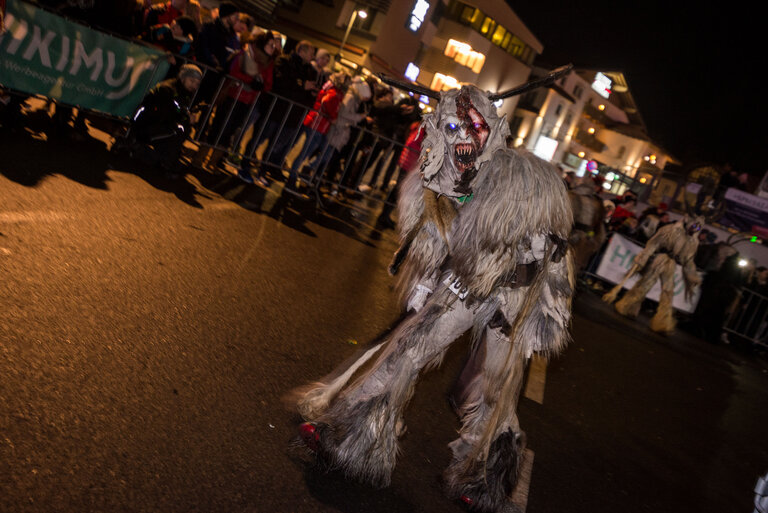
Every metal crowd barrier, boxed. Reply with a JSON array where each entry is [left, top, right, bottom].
[[180, 54, 410, 206], [1, 1, 410, 207], [722, 287, 768, 349]]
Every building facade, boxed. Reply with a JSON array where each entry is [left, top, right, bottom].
[[511, 67, 677, 196], [270, 0, 542, 117]]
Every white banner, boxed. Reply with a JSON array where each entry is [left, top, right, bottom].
[[595, 234, 702, 313]]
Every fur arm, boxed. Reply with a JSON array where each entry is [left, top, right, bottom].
[[679, 239, 702, 301], [633, 223, 674, 269], [393, 171, 449, 307]]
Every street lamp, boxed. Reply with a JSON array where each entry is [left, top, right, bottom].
[[336, 7, 367, 64]]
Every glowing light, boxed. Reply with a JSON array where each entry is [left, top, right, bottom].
[[408, 0, 429, 31], [404, 62, 420, 81], [493, 99, 503, 108], [591, 72, 612, 98], [605, 172, 615, 181], [738, 259, 748, 267], [751, 236, 759, 243], [577, 151, 585, 158], [444, 39, 485, 73], [419, 95, 430, 104], [357, 9, 368, 18], [602, 181, 612, 190], [588, 127, 595, 134], [639, 177, 647, 184], [430, 73, 459, 91], [418, 102, 426, 110], [598, 104, 605, 111]]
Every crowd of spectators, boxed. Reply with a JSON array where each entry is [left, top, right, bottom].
[[0, 0, 426, 202]]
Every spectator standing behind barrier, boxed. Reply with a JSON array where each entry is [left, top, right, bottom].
[[144, 0, 188, 28], [193, 2, 240, 102], [311, 49, 331, 90], [354, 88, 405, 192], [198, 30, 278, 181], [140, 15, 198, 68], [376, 95, 421, 194], [117, 64, 202, 178], [285, 71, 349, 195], [374, 118, 425, 229], [237, 41, 317, 183], [319, 76, 371, 190]]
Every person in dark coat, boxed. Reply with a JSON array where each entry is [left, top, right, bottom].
[[193, 2, 240, 103], [117, 64, 202, 177]]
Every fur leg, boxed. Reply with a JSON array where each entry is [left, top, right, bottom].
[[311, 291, 475, 487], [615, 265, 661, 318], [444, 326, 527, 512], [445, 429, 524, 512], [650, 262, 676, 333]]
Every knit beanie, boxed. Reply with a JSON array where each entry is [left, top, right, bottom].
[[218, 2, 238, 19], [178, 63, 203, 81]]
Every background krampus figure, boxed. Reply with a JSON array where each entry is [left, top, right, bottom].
[[603, 216, 703, 333], [292, 81, 574, 513]]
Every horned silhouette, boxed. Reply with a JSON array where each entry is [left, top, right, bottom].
[[376, 63, 573, 101]]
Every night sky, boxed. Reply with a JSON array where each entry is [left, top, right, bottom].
[[508, 1, 765, 176]]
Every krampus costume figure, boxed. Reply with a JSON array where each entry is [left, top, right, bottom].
[[603, 216, 703, 333], [293, 72, 574, 512]]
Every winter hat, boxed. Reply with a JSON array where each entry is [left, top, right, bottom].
[[218, 2, 238, 19], [178, 63, 203, 81]]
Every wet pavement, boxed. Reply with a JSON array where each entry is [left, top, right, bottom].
[[1, 118, 767, 512]]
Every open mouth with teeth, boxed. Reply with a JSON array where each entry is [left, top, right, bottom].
[[454, 142, 477, 173]]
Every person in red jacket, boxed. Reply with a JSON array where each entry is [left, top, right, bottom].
[[285, 71, 349, 195], [196, 30, 277, 179]]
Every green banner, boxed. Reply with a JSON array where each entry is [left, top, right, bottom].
[[0, 0, 169, 117]]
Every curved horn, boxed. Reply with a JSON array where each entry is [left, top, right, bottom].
[[375, 73, 441, 100], [488, 63, 573, 101]]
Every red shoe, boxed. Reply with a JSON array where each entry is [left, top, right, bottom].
[[299, 422, 321, 452]]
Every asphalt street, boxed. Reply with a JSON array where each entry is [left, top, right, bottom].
[[1, 121, 767, 513]]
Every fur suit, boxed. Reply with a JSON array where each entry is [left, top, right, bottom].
[[294, 85, 574, 512], [605, 216, 702, 333]]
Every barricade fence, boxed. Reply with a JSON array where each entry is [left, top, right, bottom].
[[722, 287, 768, 349], [1, 0, 410, 205], [181, 55, 409, 205]]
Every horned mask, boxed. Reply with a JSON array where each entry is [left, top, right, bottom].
[[376, 64, 572, 199], [420, 85, 509, 198]]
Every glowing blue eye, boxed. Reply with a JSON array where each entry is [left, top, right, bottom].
[[447, 122, 458, 130]]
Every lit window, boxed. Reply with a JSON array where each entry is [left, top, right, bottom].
[[491, 25, 506, 45], [404, 62, 420, 81], [480, 16, 495, 35], [444, 39, 485, 73], [431, 73, 459, 91]]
